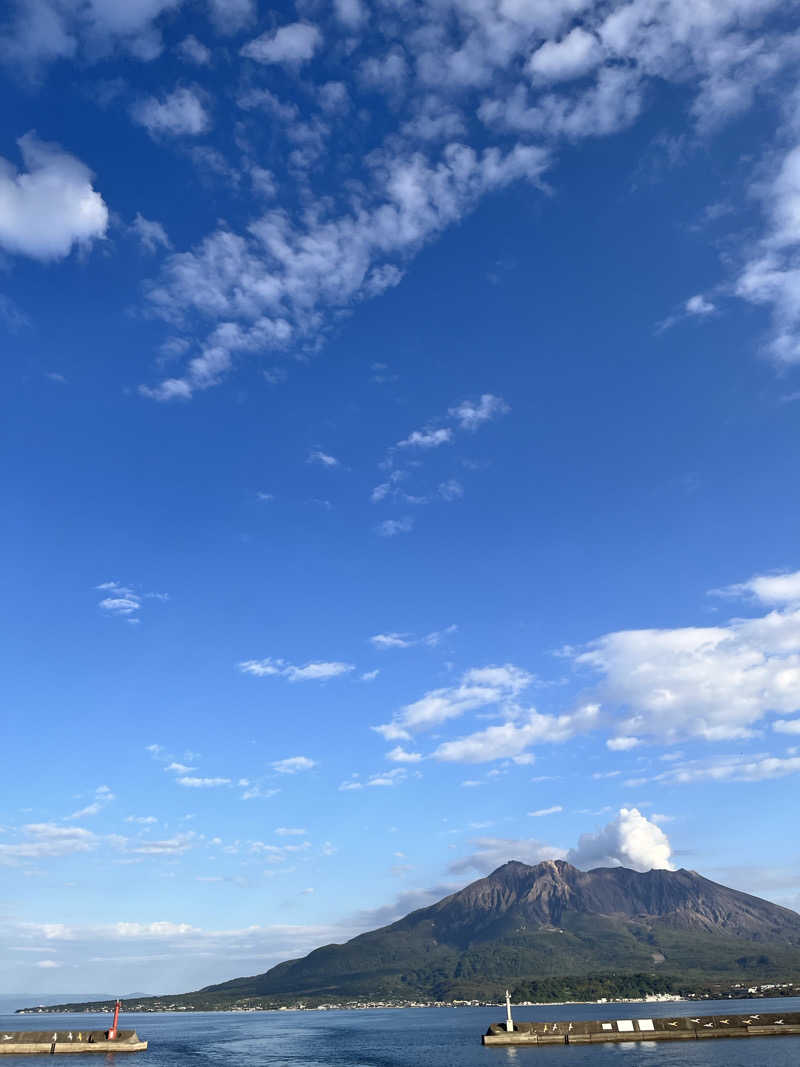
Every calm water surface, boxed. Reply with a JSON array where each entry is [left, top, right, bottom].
[[2, 998, 799, 1067]]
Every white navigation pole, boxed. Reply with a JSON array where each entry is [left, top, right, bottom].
[[505, 989, 514, 1032]]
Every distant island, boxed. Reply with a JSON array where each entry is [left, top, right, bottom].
[[19, 860, 800, 1014]]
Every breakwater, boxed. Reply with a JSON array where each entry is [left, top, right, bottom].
[[0, 1029, 147, 1054], [483, 1010, 800, 1045]]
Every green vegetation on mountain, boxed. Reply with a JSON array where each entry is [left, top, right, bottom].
[[25, 860, 800, 1013]]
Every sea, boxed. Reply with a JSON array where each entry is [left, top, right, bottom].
[[2, 998, 800, 1066]]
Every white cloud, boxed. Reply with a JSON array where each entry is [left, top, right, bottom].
[[528, 805, 563, 816], [131, 88, 210, 137], [450, 836, 565, 874], [374, 664, 533, 739], [131, 213, 170, 253], [241, 785, 280, 800], [287, 662, 353, 681], [397, 428, 453, 449], [98, 595, 139, 616], [207, 0, 254, 33], [96, 580, 167, 623], [376, 517, 414, 537], [177, 776, 231, 788], [271, 756, 316, 774], [774, 718, 800, 734], [360, 669, 380, 681], [370, 624, 456, 650], [36, 959, 63, 968], [274, 827, 307, 836], [129, 832, 197, 855], [686, 294, 715, 315], [126, 815, 158, 825], [0, 824, 96, 864], [606, 736, 641, 751], [307, 450, 339, 467], [567, 808, 674, 871], [0, 0, 182, 66], [165, 762, 195, 773], [737, 145, 800, 363], [713, 569, 800, 605], [528, 27, 601, 83], [0, 133, 107, 261], [576, 596, 800, 743], [438, 479, 464, 501], [432, 706, 594, 763], [650, 753, 800, 784], [371, 632, 414, 649], [360, 49, 409, 96], [367, 768, 407, 787], [6, 915, 360, 990], [241, 22, 321, 65], [177, 35, 210, 64], [450, 394, 510, 430], [68, 785, 114, 819], [371, 471, 406, 502], [333, 0, 366, 29], [239, 657, 354, 682], [141, 145, 547, 398], [386, 746, 423, 762]]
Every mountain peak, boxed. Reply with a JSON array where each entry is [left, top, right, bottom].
[[199, 861, 800, 1004], [490, 858, 570, 874]]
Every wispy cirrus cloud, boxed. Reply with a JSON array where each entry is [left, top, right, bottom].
[[372, 395, 510, 525], [373, 664, 534, 740], [177, 776, 231, 788], [375, 517, 414, 538], [67, 785, 114, 819], [627, 753, 800, 787], [448, 394, 510, 430], [239, 657, 355, 682], [96, 581, 168, 623], [0, 824, 98, 864], [307, 450, 339, 468], [369, 624, 457, 650], [271, 756, 316, 774]]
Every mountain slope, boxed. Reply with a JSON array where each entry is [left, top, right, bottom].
[[201, 860, 800, 1001], [26, 860, 800, 1011]]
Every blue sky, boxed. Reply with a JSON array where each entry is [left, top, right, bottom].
[[3, 0, 800, 996]]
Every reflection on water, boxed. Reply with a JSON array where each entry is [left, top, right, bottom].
[[0, 998, 798, 1067]]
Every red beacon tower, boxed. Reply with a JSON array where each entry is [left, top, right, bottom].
[[108, 1000, 121, 1040]]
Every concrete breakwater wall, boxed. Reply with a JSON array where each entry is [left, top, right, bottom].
[[0, 1029, 147, 1054], [483, 1010, 800, 1045]]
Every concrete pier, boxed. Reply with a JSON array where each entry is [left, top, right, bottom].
[[0, 1029, 147, 1054], [483, 1010, 800, 1046]]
